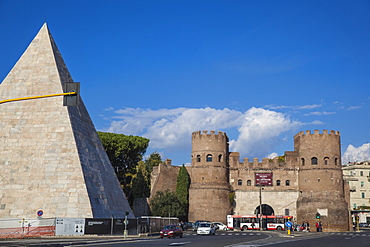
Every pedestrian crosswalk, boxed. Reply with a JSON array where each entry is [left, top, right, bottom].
[[184, 231, 370, 240], [185, 232, 263, 236], [325, 232, 370, 237]]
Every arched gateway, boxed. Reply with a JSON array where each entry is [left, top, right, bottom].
[[254, 204, 275, 216]]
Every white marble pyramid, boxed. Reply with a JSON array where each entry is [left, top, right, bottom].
[[0, 23, 134, 219]]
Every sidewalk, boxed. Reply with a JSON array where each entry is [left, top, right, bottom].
[[280, 230, 321, 237], [0, 234, 155, 246]]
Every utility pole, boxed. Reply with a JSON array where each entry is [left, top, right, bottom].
[[259, 185, 262, 231]]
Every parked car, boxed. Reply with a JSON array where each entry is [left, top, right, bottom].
[[193, 220, 211, 231], [213, 222, 228, 231], [160, 225, 183, 238], [183, 222, 194, 230], [197, 222, 216, 235], [293, 224, 305, 231]]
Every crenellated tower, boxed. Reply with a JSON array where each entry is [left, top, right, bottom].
[[295, 130, 350, 231], [188, 130, 231, 223]]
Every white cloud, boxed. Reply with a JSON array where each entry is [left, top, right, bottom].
[[229, 107, 301, 158], [103, 107, 114, 111], [267, 152, 279, 159], [296, 104, 322, 110], [303, 111, 336, 116], [265, 105, 292, 110], [346, 106, 362, 111], [106, 107, 188, 134], [306, 120, 325, 125], [145, 107, 242, 150], [265, 104, 321, 110], [104, 106, 302, 161], [342, 143, 370, 164]]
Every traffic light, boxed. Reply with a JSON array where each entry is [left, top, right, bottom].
[[355, 215, 359, 221], [316, 213, 321, 219]]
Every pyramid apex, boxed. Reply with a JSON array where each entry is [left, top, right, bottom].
[[41, 22, 48, 29], [1, 22, 73, 98]]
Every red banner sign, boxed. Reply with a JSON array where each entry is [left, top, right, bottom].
[[255, 173, 273, 186]]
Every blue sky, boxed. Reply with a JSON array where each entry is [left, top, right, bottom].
[[1, 0, 369, 165]]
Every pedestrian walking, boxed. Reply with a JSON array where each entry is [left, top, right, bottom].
[[302, 220, 310, 232], [316, 221, 323, 232]]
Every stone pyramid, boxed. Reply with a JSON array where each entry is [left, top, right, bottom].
[[0, 23, 134, 219]]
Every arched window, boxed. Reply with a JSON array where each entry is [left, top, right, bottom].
[[311, 157, 318, 165], [218, 154, 222, 162], [276, 180, 281, 186], [238, 179, 242, 186], [301, 158, 305, 166], [324, 157, 329, 165], [206, 154, 212, 162], [335, 158, 338, 166], [285, 180, 290, 186], [247, 180, 251, 186], [196, 155, 201, 162]]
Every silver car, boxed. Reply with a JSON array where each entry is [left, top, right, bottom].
[[197, 223, 216, 235], [213, 222, 228, 231]]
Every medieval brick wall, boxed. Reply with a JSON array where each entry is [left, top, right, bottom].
[[150, 129, 350, 230], [150, 160, 180, 199]]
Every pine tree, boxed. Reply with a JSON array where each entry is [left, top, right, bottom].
[[150, 190, 184, 217], [131, 168, 150, 198], [176, 165, 190, 221]]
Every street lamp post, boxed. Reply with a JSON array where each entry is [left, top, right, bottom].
[[259, 185, 263, 231]]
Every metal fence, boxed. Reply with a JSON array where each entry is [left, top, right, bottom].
[[137, 216, 179, 234], [0, 216, 178, 238], [0, 218, 55, 239]]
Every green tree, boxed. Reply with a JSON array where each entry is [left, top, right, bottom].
[[150, 190, 184, 218], [131, 152, 163, 201], [131, 167, 150, 198], [97, 131, 149, 197], [176, 165, 190, 221], [144, 151, 162, 174], [269, 155, 285, 163]]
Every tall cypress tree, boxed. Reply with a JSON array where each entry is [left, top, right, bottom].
[[176, 165, 190, 221]]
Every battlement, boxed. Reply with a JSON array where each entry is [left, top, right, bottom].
[[192, 130, 228, 141], [229, 154, 293, 169], [294, 129, 340, 139]]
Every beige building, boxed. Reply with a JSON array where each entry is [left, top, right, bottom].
[[343, 161, 370, 224]]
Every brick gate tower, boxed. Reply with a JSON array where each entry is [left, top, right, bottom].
[[295, 130, 350, 231], [188, 131, 231, 223]]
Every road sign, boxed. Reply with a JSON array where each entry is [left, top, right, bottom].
[[255, 172, 273, 186], [37, 210, 43, 217], [285, 221, 292, 228]]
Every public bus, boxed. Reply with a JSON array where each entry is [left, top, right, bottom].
[[227, 215, 293, 231]]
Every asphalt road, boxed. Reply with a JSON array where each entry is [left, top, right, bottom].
[[1, 230, 370, 247]]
